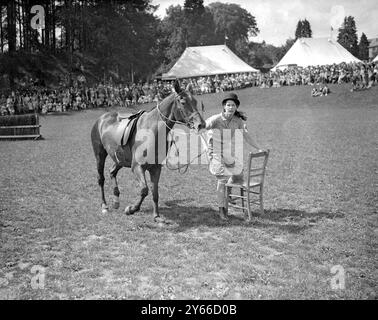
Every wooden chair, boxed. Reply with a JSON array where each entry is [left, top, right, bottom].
[[225, 150, 270, 221]]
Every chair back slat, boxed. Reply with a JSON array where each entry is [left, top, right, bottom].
[[247, 150, 270, 187], [250, 173, 263, 178], [250, 168, 264, 174]]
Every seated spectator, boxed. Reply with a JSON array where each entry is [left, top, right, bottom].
[[320, 85, 330, 96], [6, 95, 15, 115], [32, 93, 39, 113], [0, 94, 7, 115], [311, 88, 321, 97], [41, 95, 49, 114]]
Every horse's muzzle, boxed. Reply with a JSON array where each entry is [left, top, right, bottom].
[[194, 121, 206, 133]]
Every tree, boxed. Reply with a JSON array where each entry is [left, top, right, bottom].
[[208, 2, 259, 55], [337, 16, 358, 57], [295, 20, 303, 39], [246, 41, 275, 68], [183, 0, 215, 47], [0, 0, 164, 86], [5, 1, 17, 88], [158, 0, 218, 74], [6, 0, 16, 53], [0, 5, 5, 53], [295, 19, 312, 39], [160, 5, 187, 66], [358, 33, 369, 61], [302, 19, 312, 38]]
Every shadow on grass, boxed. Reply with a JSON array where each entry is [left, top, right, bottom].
[[41, 111, 75, 116], [164, 199, 194, 207], [261, 209, 344, 222], [253, 209, 344, 233], [159, 204, 344, 234]]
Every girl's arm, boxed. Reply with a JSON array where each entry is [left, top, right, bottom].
[[242, 123, 262, 151]]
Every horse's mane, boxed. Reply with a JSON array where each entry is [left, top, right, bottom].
[[147, 91, 179, 113]]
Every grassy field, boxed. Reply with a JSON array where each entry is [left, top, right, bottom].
[[0, 84, 377, 299]]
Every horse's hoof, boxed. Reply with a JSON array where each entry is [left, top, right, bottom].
[[125, 206, 134, 215], [101, 204, 109, 214], [113, 202, 120, 210]]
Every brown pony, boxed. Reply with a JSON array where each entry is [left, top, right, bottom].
[[90, 81, 206, 222]]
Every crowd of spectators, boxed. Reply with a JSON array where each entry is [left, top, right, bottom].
[[264, 61, 378, 92], [177, 61, 377, 94], [0, 82, 172, 116], [0, 61, 377, 116]]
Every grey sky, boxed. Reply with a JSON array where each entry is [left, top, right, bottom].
[[151, 0, 378, 46]]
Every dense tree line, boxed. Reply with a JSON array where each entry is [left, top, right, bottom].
[[0, 0, 162, 87], [295, 19, 312, 39], [337, 16, 369, 61], [337, 16, 359, 57], [0, 1, 371, 89], [0, 0, 269, 87]]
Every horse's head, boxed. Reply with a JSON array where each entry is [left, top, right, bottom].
[[171, 80, 206, 132]]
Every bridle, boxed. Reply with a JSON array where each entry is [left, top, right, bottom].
[[156, 92, 207, 174], [165, 129, 209, 174], [156, 92, 202, 131]]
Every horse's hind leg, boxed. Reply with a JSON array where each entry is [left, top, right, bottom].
[[91, 124, 109, 214], [148, 165, 162, 221], [110, 162, 122, 209], [96, 148, 108, 214], [125, 164, 148, 215]]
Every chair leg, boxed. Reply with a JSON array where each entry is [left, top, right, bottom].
[[241, 188, 248, 219], [259, 185, 264, 215], [241, 189, 245, 210], [225, 186, 229, 214], [246, 187, 252, 221]]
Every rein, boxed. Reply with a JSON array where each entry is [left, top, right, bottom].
[[156, 93, 207, 174], [156, 93, 201, 130], [166, 131, 209, 174]]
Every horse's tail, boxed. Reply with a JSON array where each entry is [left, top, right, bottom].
[[91, 118, 106, 159], [91, 118, 108, 191], [91, 116, 110, 213]]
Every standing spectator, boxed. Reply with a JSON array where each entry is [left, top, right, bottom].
[[6, 94, 15, 115], [0, 94, 7, 115], [32, 92, 39, 113]]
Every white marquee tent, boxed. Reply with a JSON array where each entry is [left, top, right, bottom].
[[272, 37, 362, 70], [162, 45, 259, 79]]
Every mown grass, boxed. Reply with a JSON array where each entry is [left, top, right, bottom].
[[0, 83, 377, 299]]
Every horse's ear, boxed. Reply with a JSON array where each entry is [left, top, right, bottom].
[[173, 79, 181, 94]]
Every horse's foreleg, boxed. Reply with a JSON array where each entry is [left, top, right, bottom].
[[110, 163, 122, 210], [91, 121, 109, 214], [125, 165, 148, 215], [96, 149, 108, 214], [148, 165, 162, 219]]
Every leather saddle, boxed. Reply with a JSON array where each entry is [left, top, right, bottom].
[[113, 110, 145, 146]]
